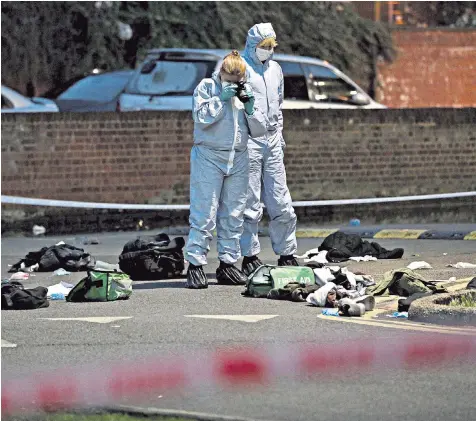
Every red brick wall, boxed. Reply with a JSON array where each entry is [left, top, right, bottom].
[[377, 29, 476, 108], [2, 109, 475, 206]]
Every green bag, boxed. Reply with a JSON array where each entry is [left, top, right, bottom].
[[66, 270, 132, 302], [244, 265, 315, 298]]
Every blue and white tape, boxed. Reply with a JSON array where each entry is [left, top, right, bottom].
[[2, 191, 475, 210]]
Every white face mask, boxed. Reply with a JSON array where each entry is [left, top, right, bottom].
[[256, 47, 273, 62]]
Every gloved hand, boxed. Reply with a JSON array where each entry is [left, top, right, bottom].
[[244, 89, 255, 115], [220, 84, 237, 101]]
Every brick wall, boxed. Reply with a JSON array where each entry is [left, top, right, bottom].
[[2, 109, 476, 232], [378, 28, 476, 108], [2, 109, 475, 203]]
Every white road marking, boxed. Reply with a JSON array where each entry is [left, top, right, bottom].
[[185, 315, 278, 323], [39, 317, 132, 324], [1, 339, 17, 348]]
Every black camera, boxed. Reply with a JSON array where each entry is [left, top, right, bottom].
[[236, 81, 250, 103]]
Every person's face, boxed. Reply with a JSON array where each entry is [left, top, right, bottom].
[[257, 44, 273, 51]]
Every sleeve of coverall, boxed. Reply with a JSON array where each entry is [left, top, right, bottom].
[[245, 107, 269, 138], [192, 80, 226, 126]]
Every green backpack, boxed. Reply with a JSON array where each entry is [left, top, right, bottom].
[[66, 270, 132, 302], [244, 265, 316, 298]]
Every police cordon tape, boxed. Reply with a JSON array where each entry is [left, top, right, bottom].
[[2, 335, 476, 415], [2, 191, 476, 210]]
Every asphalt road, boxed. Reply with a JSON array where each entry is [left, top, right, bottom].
[[2, 231, 476, 421]]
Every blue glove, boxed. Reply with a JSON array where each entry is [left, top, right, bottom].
[[220, 84, 237, 101], [244, 89, 255, 115]]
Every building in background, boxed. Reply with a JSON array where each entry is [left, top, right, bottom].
[[351, 1, 476, 108]]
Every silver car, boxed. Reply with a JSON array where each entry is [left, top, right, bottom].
[[119, 48, 385, 111], [1, 85, 59, 113]]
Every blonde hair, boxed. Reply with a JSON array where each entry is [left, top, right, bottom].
[[220, 50, 246, 78], [258, 37, 278, 48]]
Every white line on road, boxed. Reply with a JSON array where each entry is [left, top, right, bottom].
[[1, 339, 17, 348], [39, 317, 132, 324], [185, 315, 278, 323]]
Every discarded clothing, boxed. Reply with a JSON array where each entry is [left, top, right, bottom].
[[47, 281, 74, 299], [407, 261, 433, 270], [119, 234, 185, 280], [9, 272, 29, 280], [349, 256, 378, 262], [9, 244, 95, 273], [318, 232, 404, 263], [467, 278, 476, 290], [1, 281, 49, 310], [338, 298, 366, 317], [367, 268, 447, 297], [306, 282, 338, 307], [267, 282, 319, 302]]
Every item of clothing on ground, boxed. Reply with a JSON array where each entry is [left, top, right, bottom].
[[216, 262, 247, 285], [47, 281, 74, 299], [186, 71, 268, 268], [407, 261, 433, 270], [9, 244, 95, 273], [267, 282, 320, 302], [1, 281, 49, 310], [186, 264, 208, 289], [310, 264, 375, 292], [240, 22, 297, 259], [119, 234, 185, 280], [306, 282, 338, 308], [242, 255, 264, 277], [366, 268, 448, 297], [397, 292, 433, 312], [447, 262, 476, 269], [318, 232, 404, 263], [467, 277, 476, 290], [338, 298, 366, 317], [9, 272, 29, 280]]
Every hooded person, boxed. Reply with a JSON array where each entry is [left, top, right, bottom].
[[240, 23, 299, 276], [185, 50, 268, 289]]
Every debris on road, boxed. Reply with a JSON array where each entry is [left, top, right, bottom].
[[407, 261, 433, 270], [447, 262, 476, 269]]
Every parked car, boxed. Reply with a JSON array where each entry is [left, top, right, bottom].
[[1, 85, 59, 113], [50, 70, 134, 112], [119, 49, 386, 111]]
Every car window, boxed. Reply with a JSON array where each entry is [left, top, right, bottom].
[[304, 64, 360, 104], [58, 73, 131, 101], [126, 59, 217, 96], [277, 61, 309, 101], [1, 94, 13, 109]]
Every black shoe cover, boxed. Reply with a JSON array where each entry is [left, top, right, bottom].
[[186, 264, 208, 289], [216, 262, 247, 285], [242, 255, 264, 277], [277, 255, 299, 267]]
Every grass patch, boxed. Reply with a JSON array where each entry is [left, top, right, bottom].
[[449, 295, 476, 308]]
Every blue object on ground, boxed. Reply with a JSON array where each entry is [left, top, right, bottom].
[[49, 293, 65, 300], [322, 308, 340, 316], [387, 311, 409, 318], [350, 218, 361, 226]]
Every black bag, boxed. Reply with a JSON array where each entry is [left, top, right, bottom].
[[1, 281, 49, 310], [118, 234, 185, 280]]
